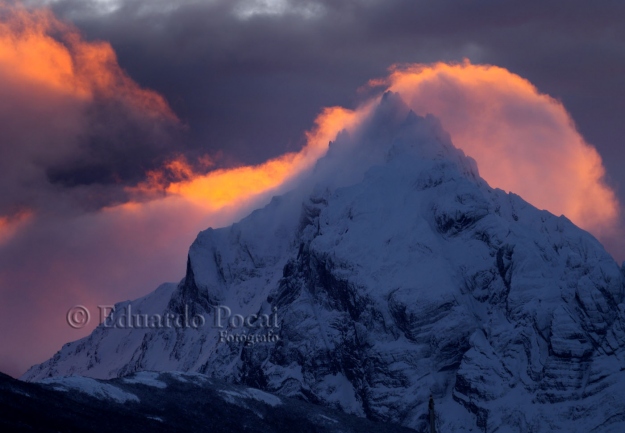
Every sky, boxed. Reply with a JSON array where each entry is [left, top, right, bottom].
[[0, 0, 624, 378]]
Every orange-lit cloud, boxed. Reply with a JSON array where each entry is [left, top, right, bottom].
[[0, 3, 180, 216], [127, 106, 362, 211], [368, 60, 620, 241], [125, 60, 620, 246], [0, 3, 174, 117]]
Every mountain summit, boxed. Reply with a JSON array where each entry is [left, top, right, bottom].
[[24, 93, 625, 432]]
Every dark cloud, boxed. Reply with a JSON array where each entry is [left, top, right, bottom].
[[42, 0, 625, 193], [0, 3, 187, 214], [46, 96, 184, 188]]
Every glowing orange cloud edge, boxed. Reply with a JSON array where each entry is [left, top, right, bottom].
[[0, 3, 176, 120], [125, 106, 363, 212], [121, 59, 620, 253]]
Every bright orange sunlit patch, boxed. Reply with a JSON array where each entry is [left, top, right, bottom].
[[127, 106, 364, 211], [0, 3, 175, 119], [0, 7, 76, 94]]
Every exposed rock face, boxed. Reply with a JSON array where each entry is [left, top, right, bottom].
[[24, 94, 625, 432]]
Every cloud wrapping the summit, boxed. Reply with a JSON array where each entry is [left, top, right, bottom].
[[376, 62, 621, 242], [121, 60, 621, 258]]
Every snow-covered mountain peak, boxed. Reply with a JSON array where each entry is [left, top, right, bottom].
[[23, 93, 625, 432], [309, 91, 482, 195]]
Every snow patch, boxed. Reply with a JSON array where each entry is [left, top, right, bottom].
[[167, 371, 212, 385], [244, 387, 282, 407], [39, 376, 139, 404], [316, 414, 338, 424], [122, 371, 167, 389], [219, 388, 282, 407]]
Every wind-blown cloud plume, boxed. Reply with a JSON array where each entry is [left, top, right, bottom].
[[371, 61, 621, 243], [128, 106, 360, 211], [123, 60, 622, 245]]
